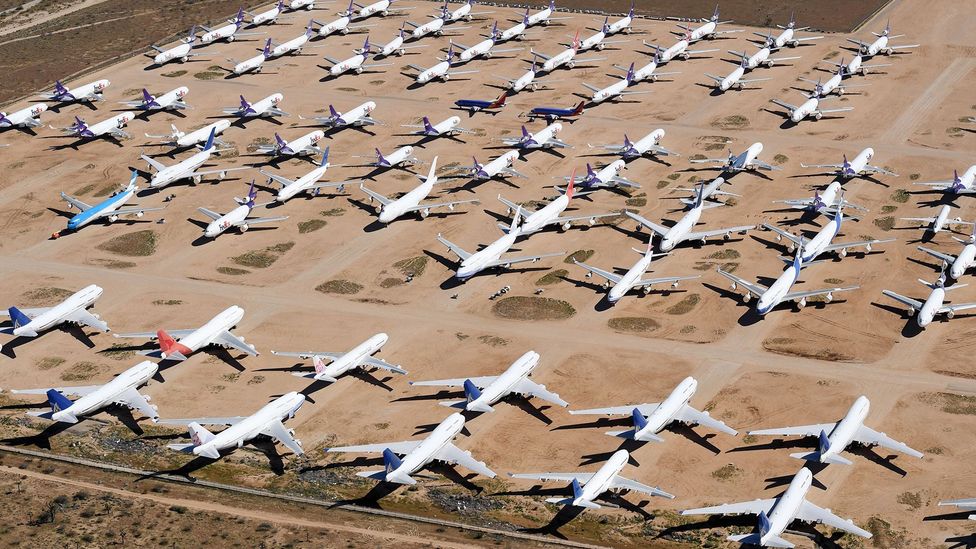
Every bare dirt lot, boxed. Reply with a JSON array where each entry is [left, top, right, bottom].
[[0, 0, 974, 547]]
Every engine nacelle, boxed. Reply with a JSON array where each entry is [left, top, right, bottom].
[[193, 174, 203, 184], [814, 112, 823, 121], [180, 56, 188, 63], [561, 222, 571, 231], [585, 272, 592, 278], [836, 87, 844, 95], [108, 215, 119, 222], [442, 73, 451, 81], [567, 61, 576, 69], [865, 243, 873, 253], [839, 248, 848, 258], [587, 217, 597, 226], [906, 306, 915, 317], [723, 232, 731, 241], [239, 223, 249, 232], [742, 292, 751, 303], [396, 48, 405, 56], [635, 223, 644, 232], [484, 51, 493, 58], [730, 281, 737, 291], [602, 281, 611, 289], [641, 286, 650, 295], [288, 428, 296, 437], [355, 66, 363, 74], [136, 211, 145, 218], [596, 43, 605, 51], [237, 440, 245, 448], [671, 281, 679, 289], [764, 60, 774, 68], [947, 309, 956, 319], [825, 292, 833, 303], [796, 297, 807, 309], [420, 208, 430, 218], [228, 35, 236, 42]]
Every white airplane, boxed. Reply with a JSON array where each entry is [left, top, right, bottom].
[[510, 449, 674, 509], [531, 31, 605, 73], [248, 0, 286, 26], [501, 122, 569, 151], [718, 247, 859, 315], [575, 18, 628, 52], [59, 171, 165, 233], [770, 93, 853, 123], [570, 376, 735, 439], [798, 63, 868, 97], [359, 145, 421, 170], [497, 177, 618, 235], [115, 305, 256, 361], [704, 55, 771, 92], [9, 360, 158, 424], [675, 176, 738, 208], [691, 142, 778, 174], [229, 38, 274, 75], [913, 166, 976, 196], [0, 104, 47, 130], [441, 0, 492, 23], [771, 181, 866, 217], [749, 395, 923, 464], [642, 34, 718, 64], [497, 59, 551, 92], [197, 181, 289, 238], [455, 150, 526, 181], [800, 147, 895, 179], [822, 53, 890, 77], [299, 101, 377, 129], [1, 285, 109, 345], [729, 38, 800, 69], [200, 8, 264, 44], [918, 229, 976, 280], [605, 2, 635, 35], [676, 5, 741, 41], [624, 187, 754, 252], [437, 209, 564, 280], [145, 120, 231, 149], [57, 112, 134, 142], [406, 13, 463, 41], [322, 36, 392, 77], [361, 157, 478, 223], [285, 0, 316, 11], [451, 22, 523, 63], [574, 237, 701, 304], [260, 149, 346, 203], [271, 333, 406, 383], [588, 129, 679, 161], [847, 20, 919, 56], [406, 45, 480, 84], [159, 392, 306, 459], [148, 27, 203, 66], [582, 63, 650, 104], [40, 79, 110, 105], [498, 9, 530, 41], [525, 0, 571, 27], [142, 129, 245, 189], [938, 499, 976, 520], [268, 21, 317, 57], [624, 47, 680, 83], [313, 12, 371, 38], [900, 206, 974, 235], [375, 25, 428, 58], [681, 467, 872, 547], [754, 13, 822, 48], [346, 0, 409, 20], [121, 87, 190, 112], [255, 130, 325, 158], [326, 412, 496, 484], [401, 115, 473, 139], [556, 160, 638, 194], [411, 351, 566, 413], [884, 278, 976, 328], [222, 93, 288, 120]]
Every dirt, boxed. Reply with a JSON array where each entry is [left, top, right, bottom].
[[535, 269, 568, 285], [95, 230, 157, 257], [20, 287, 73, 306], [608, 317, 661, 333], [316, 280, 364, 295], [232, 242, 295, 269], [564, 250, 594, 264], [491, 296, 576, 321], [298, 219, 328, 234]]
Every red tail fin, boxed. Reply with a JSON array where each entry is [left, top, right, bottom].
[[573, 100, 585, 115], [490, 92, 507, 108], [158, 329, 192, 358], [567, 168, 576, 200], [572, 29, 580, 49]]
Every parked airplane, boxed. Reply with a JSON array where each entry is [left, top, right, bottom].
[[501, 122, 569, 151], [718, 247, 859, 315], [454, 92, 507, 114], [451, 22, 523, 63], [884, 278, 976, 328], [285, 0, 316, 11], [526, 100, 586, 122], [453, 150, 525, 182], [575, 18, 628, 52], [624, 47, 680, 83], [268, 21, 317, 57], [299, 101, 377, 129], [498, 176, 618, 235], [704, 55, 771, 92], [625, 186, 754, 251], [160, 392, 306, 459], [200, 8, 263, 44], [248, 0, 286, 26], [918, 228, 976, 279], [222, 93, 288, 120], [142, 129, 246, 189], [115, 305, 256, 361], [401, 115, 473, 139], [510, 449, 674, 509], [900, 206, 974, 235], [10, 360, 158, 424], [642, 33, 718, 63], [442, 0, 491, 22], [197, 181, 289, 238], [39, 79, 110, 106], [498, 9, 530, 41], [799, 63, 868, 97], [770, 93, 853, 123], [574, 237, 701, 304], [375, 25, 427, 58], [913, 166, 976, 196], [261, 149, 347, 203], [326, 412, 496, 484], [556, 160, 638, 194], [675, 177, 738, 208], [729, 38, 801, 69], [583, 63, 649, 104], [56, 112, 134, 143], [345, 0, 409, 21], [254, 130, 325, 158], [588, 129, 679, 161], [755, 13, 822, 48], [229, 38, 274, 75], [272, 333, 406, 383], [938, 499, 976, 520], [749, 395, 923, 464], [0, 104, 47, 130], [437, 208, 563, 280], [148, 27, 202, 66], [361, 157, 478, 223], [121, 87, 190, 112], [570, 376, 735, 439], [847, 21, 919, 56], [410, 350, 567, 412], [322, 36, 392, 77], [604, 2, 635, 35], [676, 5, 741, 41], [359, 145, 421, 169], [822, 53, 890, 77], [406, 12, 465, 41], [771, 181, 866, 216], [525, 0, 571, 27], [800, 147, 895, 179], [58, 171, 164, 233], [145, 120, 231, 149], [313, 11, 371, 38], [681, 468, 872, 546], [531, 31, 605, 73], [691, 142, 777, 174], [405, 45, 479, 84], [1, 285, 109, 346]]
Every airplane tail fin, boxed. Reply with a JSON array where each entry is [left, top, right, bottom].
[[817, 429, 831, 456], [375, 147, 388, 165], [490, 21, 498, 40], [463, 379, 482, 403], [203, 127, 216, 151], [602, 16, 610, 33], [523, 7, 530, 25], [789, 450, 853, 465], [188, 421, 217, 446], [46, 389, 73, 413], [489, 92, 507, 109], [383, 448, 403, 474], [274, 132, 287, 149], [422, 116, 436, 134], [362, 35, 371, 56], [566, 168, 576, 200], [571, 29, 580, 50], [520, 124, 530, 139], [8, 306, 31, 329], [426, 155, 439, 185], [245, 179, 257, 208], [693, 182, 705, 209], [625, 62, 635, 83], [158, 329, 192, 361], [510, 205, 523, 233], [263, 37, 273, 57], [571, 477, 585, 500], [791, 243, 803, 275], [54, 80, 67, 95], [305, 19, 316, 37], [631, 407, 648, 431], [329, 104, 340, 119], [235, 6, 245, 25], [238, 94, 251, 112]]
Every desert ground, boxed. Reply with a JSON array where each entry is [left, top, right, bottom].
[[0, 0, 974, 547]]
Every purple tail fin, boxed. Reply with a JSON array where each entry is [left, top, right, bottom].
[[246, 179, 257, 207], [235, 6, 245, 25], [329, 104, 340, 118], [521, 125, 530, 138], [375, 148, 388, 165], [625, 62, 635, 82], [274, 132, 287, 147], [263, 37, 273, 57], [423, 116, 436, 134]]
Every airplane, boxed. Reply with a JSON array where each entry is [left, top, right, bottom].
[[675, 176, 738, 208], [285, 0, 316, 11], [454, 92, 506, 115], [268, 20, 317, 57], [497, 59, 552, 93], [755, 12, 823, 48], [271, 332, 406, 383], [497, 9, 530, 41], [821, 54, 890, 77], [847, 20, 919, 56], [452, 150, 526, 182], [681, 467, 872, 547], [325, 412, 496, 484], [525, 0, 572, 27], [569, 376, 735, 439], [770, 93, 854, 123], [624, 185, 755, 251], [361, 157, 479, 223], [313, 10, 372, 38], [883, 278, 976, 328], [0, 104, 47, 130], [690, 142, 779, 174], [436, 208, 564, 280], [771, 181, 866, 217], [9, 360, 158, 424], [938, 499, 976, 520], [196, 181, 289, 238], [115, 305, 256, 361], [556, 160, 638, 194], [141, 129, 246, 189], [573, 236, 701, 304], [675, 5, 742, 41], [121, 87, 190, 112], [159, 392, 306, 459], [406, 11, 466, 41], [604, 1, 635, 35], [222, 93, 288, 120], [374, 25, 428, 58], [718, 246, 859, 315], [575, 17, 629, 52], [704, 55, 771, 92], [148, 27, 203, 66], [583, 63, 650, 104], [260, 148, 348, 203], [501, 122, 570, 151], [900, 206, 974, 235], [248, 0, 286, 26], [587, 129, 679, 161], [762, 205, 894, 264], [497, 175, 618, 235], [401, 115, 474, 139], [39, 79, 110, 106], [229, 38, 274, 75], [56, 112, 134, 143], [526, 100, 586, 123], [642, 33, 718, 63], [254, 130, 325, 158], [799, 147, 895, 179], [748, 395, 923, 464], [918, 228, 976, 279], [451, 22, 523, 63], [510, 449, 674, 509], [345, 0, 410, 21], [409, 350, 567, 412], [57, 171, 165, 234], [299, 101, 377, 129], [441, 0, 492, 23], [145, 119, 231, 149], [913, 166, 976, 196], [729, 37, 801, 69], [798, 63, 869, 97], [530, 31, 606, 73], [405, 45, 479, 84], [322, 36, 393, 77], [200, 7, 264, 44], [358, 145, 421, 170], [623, 46, 681, 83], [1, 285, 109, 346]]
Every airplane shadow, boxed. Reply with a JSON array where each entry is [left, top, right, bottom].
[[701, 283, 764, 327], [869, 301, 925, 338]]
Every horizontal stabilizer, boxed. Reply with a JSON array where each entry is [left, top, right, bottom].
[[545, 496, 600, 509], [729, 533, 793, 548], [167, 443, 196, 453], [790, 451, 852, 465]]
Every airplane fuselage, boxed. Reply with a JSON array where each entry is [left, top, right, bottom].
[[500, 22, 526, 41], [380, 34, 405, 56], [689, 20, 717, 41], [194, 392, 305, 457], [234, 53, 267, 74], [321, 333, 388, 378], [579, 31, 606, 51], [719, 66, 746, 91], [176, 120, 231, 148], [606, 15, 631, 35], [153, 42, 192, 65], [526, 6, 552, 26], [632, 60, 660, 82], [43, 361, 157, 422], [637, 377, 697, 436], [331, 53, 368, 75], [251, 5, 282, 25], [542, 47, 577, 72], [467, 351, 539, 410], [576, 450, 628, 505], [12, 284, 103, 336], [917, 287, 948, 327], [819, 396, 870, 460], [457, 232, 518, 279], [66, 187, 137, 230], [756, 264, 801, 315], [413, 18, 445, 39], [660, 207, 703, 251], [628, 129, 666, 157], [201, 22, 242, 43], [790, 97, 822, 123], [356, 0, 391, 19], [607, 250, 655, 303], [167, 306, 246, 355], [950, 244, 976, 280], [519, 195, 569, 234], [379, 179, 434, 222], [149, 147, 214, 189], [591, 78, 628, 103], [761, 468, 813, 545], [519, 122, 561, 149], [388, 413, 465, 481], [48, 80, 110, 103], [459, 38, 494, 62], [319, 16, 352, 36], [272, 32, 311, 57], [205, 204, 253, 237], [278, 130, 325, 157], [477, 150, 519, 178], [276, 163, 330, 202]]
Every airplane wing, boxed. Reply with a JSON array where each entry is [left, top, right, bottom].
[[140, 154, 169, 172], [881, 290, 924, 312], [818, 107, 854, 114], [510, 378, 568, 407], [114, 329, 196, 339], [569, 403, 660, 416], [704, 73, 724, 84], [581, 82, 601, 93], [673, 404, 738, 436], [609, 176, 641, 188], [574, 260, 622, 284], [682, 499, 776, 516], [609, 475, 675, 499], [239, 215, 289, 226], [11, 385, 102, 397], [898, 216, 937, 224], [942, 301, 976, 315], [636, 274, 701, 287], [510, 472, 595, 484], [260, 171, 296, 188], [432, 443, 496, 477], [401, 199, 479, 214], [60, 193, 92, 211], [917, 246, 957, 265], [794, 500, 872, 538], [327, 440, 423, 454], [104, 205, 166, 218], [845, 38, 871, 48], [190, 166, 252, 178], [864, 164, 898, 176], [490, 47, 524, 55], [686, 47, 720, 55], [198, 207, 223, 221], [549, 212, 620, 226], [114, 387, 157, 420], [497, 195, 537, 215], [501, 166, 527, 178], [851, 425, 923, 457], [688, 157, 724, 164], [362, 357, 407, 374], [445, 69, 481, 77], [684, 225, 755, 241], [913, 179, 955, 189], [215, 330, 258, 356], [486, 251, 565, 268], [762, 223, 803, 247], [717, 269, 768, 298], [799, 162, 843, 170], [751, 160, 780, 171], [530, 50, 551, 61], [404, 63, 427, 73], [261, 419, 304, 455], [782, 285, 859, 301], [737, 76, 772, 84], [157, 416, 248, 426], [410, 376, 499, 389], [768, 55, 801, 63], [63, 309, 110, 332], [747, 422, 836, 438], [770, 98, 798, 111], [267, 107, 289, 117], [821, 237, 895, 254], [573, 56, 607, 64], [623, 211, 669, 236], [359, 185, 393, 206], [436, 234, 471, 261]]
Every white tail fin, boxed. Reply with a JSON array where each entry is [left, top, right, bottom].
[[426, 156, 439, 185]]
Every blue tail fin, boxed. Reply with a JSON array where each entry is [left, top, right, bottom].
[[571, 477, 584, 499], [631, 408, 648, 430], [8, 307, 31, 328], [818, 430, 831, 456], [203, 127, 216, 151], [758, 511, 771, 536], [523, 8, 529, 25], [46, 389, 73, 413], [602, 16, 610, 33], [383, 448, 402, 473], [463, 379, 482, 403]]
